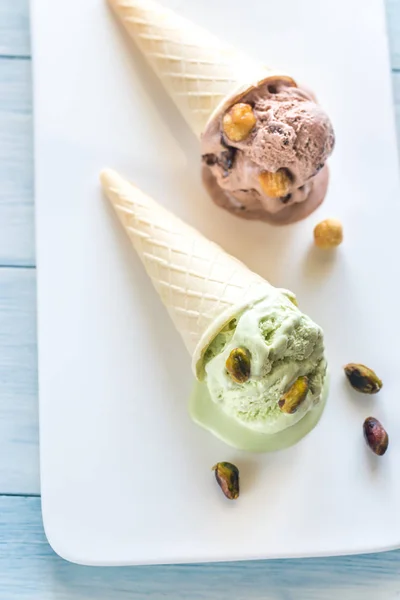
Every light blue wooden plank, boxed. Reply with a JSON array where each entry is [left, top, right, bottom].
[[0, 0, 30, 57], [1, 495, 400, 599], [0, 268, 39, 495], [0, 58, 35, 267]]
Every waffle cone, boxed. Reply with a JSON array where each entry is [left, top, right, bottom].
[[107, 0, 296, 138], [101, 169, 274, 378]]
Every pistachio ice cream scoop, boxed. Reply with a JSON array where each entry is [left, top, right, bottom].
[[204, 293, 326, 435], [101, 169, 328, 451], [107, 0, 335, 224]]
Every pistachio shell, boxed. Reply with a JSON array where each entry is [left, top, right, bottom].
[[363, 417, 389, 456], [212, 462, 240, 500], [344, 364, 382, 394]]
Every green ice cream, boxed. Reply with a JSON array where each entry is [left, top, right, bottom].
[[200, 290, 327, 438]]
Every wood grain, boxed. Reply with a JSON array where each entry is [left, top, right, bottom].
[[0, 0, 30, 57], [0, 268, 39, 495], [0, 58, 34, 267], [0, 496, 400, 599]]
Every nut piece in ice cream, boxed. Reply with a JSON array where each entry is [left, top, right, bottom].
[[279, 376, 309, 414], [314, 218, 343, 249], [212, 462, 240, 500], [344, 364, 382, 394], [363, 417, 389, 456], [222, 103, 257, 142], [285, 291, 298, 307], [259, 169, 292, 198], [226, 347, 251, 384]]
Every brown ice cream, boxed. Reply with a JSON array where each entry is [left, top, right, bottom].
[[201, 80, 335, 224]]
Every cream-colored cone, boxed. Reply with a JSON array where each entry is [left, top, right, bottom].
[[107, 0, 295, 138], [101, 169, 274, 378]]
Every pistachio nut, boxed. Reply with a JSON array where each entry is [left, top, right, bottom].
[[363, 417, 389, 456], [279, 376, 309, 414], [286, 292, 298, 307], [344, 364, 382, 394], [226, 347, 251, 384], [212, 462, 240, 500], [223, 319, 237, 332]]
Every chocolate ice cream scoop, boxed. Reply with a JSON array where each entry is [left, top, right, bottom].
[[201, 80, 335, 224], [107, 0, 334, 224]]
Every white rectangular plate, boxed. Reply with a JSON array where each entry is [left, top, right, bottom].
[[32, 0, 400, 565]]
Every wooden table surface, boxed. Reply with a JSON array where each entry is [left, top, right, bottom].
[[1, 0, 400, 596]]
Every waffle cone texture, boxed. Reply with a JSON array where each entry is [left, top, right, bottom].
[[101, 169, 274, 378], [107, 0, 296, 137]]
